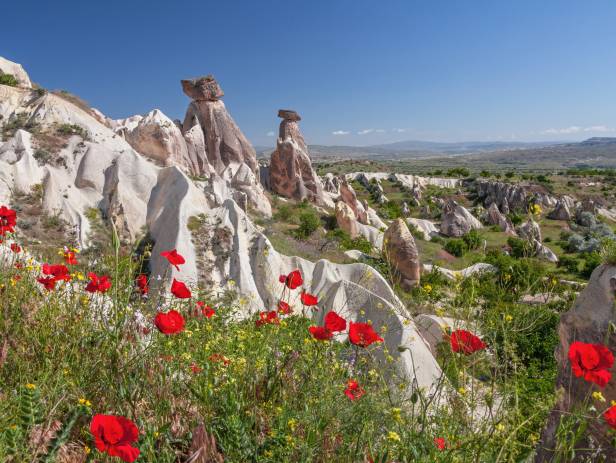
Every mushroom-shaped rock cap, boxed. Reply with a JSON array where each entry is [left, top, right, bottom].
[[181, 75, 224, 101], [278, 109, 301, 121]]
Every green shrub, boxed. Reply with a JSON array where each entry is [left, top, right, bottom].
[[0, 73, 19, 87], [327, 229, 372, 254], [557, 255, 579, 274], [295, 210, 320, 239], [462, 229, 483, 250], [507, 237, 532, 258], [444, 238, 468, 257]]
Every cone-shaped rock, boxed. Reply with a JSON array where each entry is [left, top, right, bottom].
[[383, 218, 421, 290], [181, 75, 258, 175], [269, 110, 325, 204]]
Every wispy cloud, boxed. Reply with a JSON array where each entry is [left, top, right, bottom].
[[541, 125, 616, 135], [375, 129, 386, 133], [266, 131, 275, 137], [332, 130, 350, 135], [357, 129, 374, 135], [392, 128, 407, 133]]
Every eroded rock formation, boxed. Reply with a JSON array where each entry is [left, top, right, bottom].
[[383, 219, 421, 290], [440, 200, 483, 237], [485, 203, 515, 234], [536, 265, 616, 462], [475, 179, 557, 211], [269, 110, 325, 204], [0, 56, 32, 88]]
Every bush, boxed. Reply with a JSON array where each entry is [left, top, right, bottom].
[[295, 210, 320, 239], [444, 238, 468, 257], [507, 237, 533, 258], [462, 229, 483, 250], [557, 255, 579, 274], [0, 73, 19, 87], [509, 213, 523, 226], [580, 251, 603, 278], [327, 229, 372, 254]]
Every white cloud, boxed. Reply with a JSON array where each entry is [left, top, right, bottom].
[[332, 130, 350, 135], [541, 125, 616, 135], [375, 129, 386, 133], [266, 131, 275, 137], [392, 128, 407, 133], [357, 129, 374, 135]]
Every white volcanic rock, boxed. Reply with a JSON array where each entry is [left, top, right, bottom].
[[423, 263, 496, 281], [440, 200, 483, 237], [335, 201, 383, 249], [485, 203, 516, 234], [339, 180, 368, 224], [534, 240, 559, 263], [269, 110, 325, 205], [407, 218, 439, 241], [475, 179, 557, 211], [517, 218, 542, 242], [346, 172, 460, 190], [548, 199, 572, 221], [0, 56, 32, 88], [322, 173, 340, 194], [365, 204, 387, 230], [113, 109, 195, 170]]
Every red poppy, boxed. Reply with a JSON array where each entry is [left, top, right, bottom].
[[42, 264, 71, 282], [63, 250, 78, 265], [434, 437, 446, 450], [154, 309, 185, 335], [300, 291, 318, 306], [309, 326, 333, 340], [604, 405, 616, 429], [568, 341, 614, 388], [90, 414, 140, 463], [449, 330, 486, 355], [37, 277, 57, 291], [209, 353, 231, 366], [160, 249, 185, 271], [136, 274, 148, 295], [0, 206, 17, 236], [14, 262, 23, 269], [256, 310, 280, 327], [190, 363, 203, 374], [170, 278, 191, 299], [197, 301, 215, 318], [279, 269, 303, 289], [277, 300, 292, 315], [344, 379, 365, 401], [325, 312, 347, 332], [85, 273, 112, 293], [10, 243, 21, 253], [349, 322, 384, 348]]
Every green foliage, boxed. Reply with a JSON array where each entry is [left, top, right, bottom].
[[444, 238, 467, 257], [557, 255, 580, 274], [1, 113, 41, 139], [56, 123, 87, 139], [446, 167, 470, 178], [462, 229, 483, 250], [0, 73, 19, 87], [327, 228, 373, 254], [507, 236, 533, 258], [295, 209, 320, 239], [378, 201, 402, 219], [600, 239, 616, 265]]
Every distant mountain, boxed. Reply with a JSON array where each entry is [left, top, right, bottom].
[[368, 139, 561, 154]]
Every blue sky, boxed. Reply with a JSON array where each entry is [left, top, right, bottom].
[[2, 0, 616, 146]]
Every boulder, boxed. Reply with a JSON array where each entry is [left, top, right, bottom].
[[536, 265, 616, 462], [440, 200, 483, 237], [485, 203, 515, 234], [518, 218, 542, 242], [322, 173, 340, 194], [335, 201, 383, 249], [339, 180, 368, 224], [383, 219, 421, 290], [180, 75, 224, 101], [548, 199, 572, 221], [407, 218, 439, 241], [269, 110, 325, 204], [534, 240, 559, 263], [0, 56, 32, 88]]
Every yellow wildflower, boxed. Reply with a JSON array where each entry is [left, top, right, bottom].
[[387, 431, 401, 443], [592, 391, 606, 402]]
